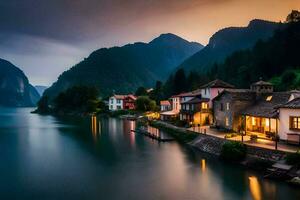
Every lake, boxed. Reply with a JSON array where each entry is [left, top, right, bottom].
[[0, 107, 299, 199]]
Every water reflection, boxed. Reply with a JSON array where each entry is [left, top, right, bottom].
[[0, 109, 299, 200], [201, 159, 206, 173], [91, 115, 101, 141], [147, 126, 160, 138], [249, 176, 262, 200], [122, 120, 136, 147]]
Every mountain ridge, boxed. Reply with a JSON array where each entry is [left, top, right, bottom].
[[43, 33, 203, 99], [177, 19, 283, 73], [0, 58, 40, 107]]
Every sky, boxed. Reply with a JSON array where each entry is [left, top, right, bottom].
[[0, 0, 299, 86]]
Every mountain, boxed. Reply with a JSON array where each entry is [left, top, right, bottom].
[[211, 21, 300, 90], [177, 19, 283, 72], [35, 85, 48, 96], [0, 58, 40, 107], [44, 33, 203, 99]]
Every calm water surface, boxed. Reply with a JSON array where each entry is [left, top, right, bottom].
[[0, 108, 299, 200]]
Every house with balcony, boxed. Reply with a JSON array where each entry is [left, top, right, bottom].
[[160, 91, 202, 121], [180, 97, 211, 126]]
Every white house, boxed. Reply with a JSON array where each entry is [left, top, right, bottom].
[[160, 100, 171, 111], [278, 97, 300, 144], [109, 95, 125, 111]]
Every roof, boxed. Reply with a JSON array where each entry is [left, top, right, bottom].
[[160, 100, 171, 106], [126, 94, 137, 100], [112, 95, 126, 100], [173, 90, 201, 98], [251, 80, 273, 86], [112, 94, 136, 100], [278, 97, 300, 109], [213, 89, 255, 101], [200, 79, 235, 89], [181, 97, 210, 104], [240, 92, 292, 118]]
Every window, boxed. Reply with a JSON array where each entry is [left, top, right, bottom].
[[117, 99, 121, 104], [117, 105, 122, 110], [220, 103, 224, 111], [110, 99, 114, 104], [290, 117, 300, 130], [110, 105, 113, 109], [186, 104, 189, 110], [226, 102, 230, 110], [266, 96, 272, 101], [201, 103, 208, 109], [252, 117, 256, 126], [225, 117, 229, 126]]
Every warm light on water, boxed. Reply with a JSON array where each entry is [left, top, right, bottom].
[[249, 176, 262, 200], [91, 115, 99, 141], [201, 159, 206, 173], [0, 108, 299, 199]]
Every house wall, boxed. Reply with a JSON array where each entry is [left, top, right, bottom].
[[109, 97, 123, 111], [214, 94, 253, 131], [279, 108, 300, 140], [201, 87, 226, 107], [160, 105, 170, 111]]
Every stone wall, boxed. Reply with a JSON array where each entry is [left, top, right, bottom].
[[152, 120, 288, 162]]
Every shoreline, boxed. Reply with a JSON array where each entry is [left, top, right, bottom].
[[148, 120, 300, 186]]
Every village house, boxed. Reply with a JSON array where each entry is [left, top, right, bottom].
[[278, 96, 300, 144], [198, 79, 235, 107], [160, 100, 171, 111], [179, 79, 234, 126], [213, 79, 300, 143], [109, 94, 137, 111], [178, 91, 202, 122], [213, 89, 255, 131], [160, 95, 181, 121], [180, 97, 211, 125]]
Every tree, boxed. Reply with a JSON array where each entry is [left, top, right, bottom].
[[286, 10, 300, 23], [135, 86, 148, 96], [149, 81, 164, 103], [35, 95, 50, 114], [135, 96, 157, 111], [173, 68, 187, 94], [53, 85, 99, 113]]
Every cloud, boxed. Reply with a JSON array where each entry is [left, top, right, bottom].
[[0, 0, 297, 85]]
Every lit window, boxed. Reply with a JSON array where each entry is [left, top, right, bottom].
[[266, 96, 272, 101], [265, 118, 270, 127], [252, 117, 256, 126], [225, 117, 229, 126], [201, 103, 208, 109], [290, 117, 300, 130], [226, 103, 230, 110]]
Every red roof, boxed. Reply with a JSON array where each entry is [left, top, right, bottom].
[[113, 94, 137, 100], [160, 100, 171, 106]]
